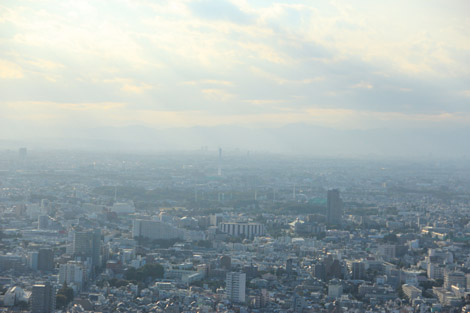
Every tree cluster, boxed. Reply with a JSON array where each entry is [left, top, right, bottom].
[[56, 283, 74, 309], [124, 263, 164, 282]]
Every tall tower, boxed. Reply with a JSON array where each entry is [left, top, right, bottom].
[[37, 248, 54, 272], [31, 282, 55, 313], [218, 147, 222, 176], [326, 189, 343, 226], [71, 229, 101, 269], [226, 272, 246, 303]]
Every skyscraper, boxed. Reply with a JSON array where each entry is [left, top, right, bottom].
[[37, 249, 54, 272], [226, 272, 246, 303], [70, 229, 101, 269], [31, 282, 55, 313], [326, 189, 343, 226], [351, 261, 365, 280], [218, 147, 222, 176]]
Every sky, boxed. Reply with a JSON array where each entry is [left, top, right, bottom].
[[0, 0, 469, 143]]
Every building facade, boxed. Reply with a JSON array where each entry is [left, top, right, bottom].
[[326, 189, 343, 226], [219, 222, 265, 238], [226, 272, 246, 303]]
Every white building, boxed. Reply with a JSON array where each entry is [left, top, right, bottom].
[[328, 281, 343, 299], [59, 261, 85, 291], [3, 286, 29, 306], [427, 263, 445, 279], [226, 272, 246, 303], [132, 219, 182, 240], [403, 284, 422, 300], [219, 222, 265, 238]]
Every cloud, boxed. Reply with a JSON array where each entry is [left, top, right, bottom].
[[0, 0, 468, 136], [188, 0, 254, 24], [0, 59, 23, 78], [201, 88, 234, 102], [351, 81, 373, 89], [182, 79, 233, 86], [103, 78, 153, 94]]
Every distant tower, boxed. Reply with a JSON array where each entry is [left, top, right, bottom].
[[218, 147, 222, 176], [286, 258, 293, 275], [326, 189, 343, 226], [18, 147, 27, 160]]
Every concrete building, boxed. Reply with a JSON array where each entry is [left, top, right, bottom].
[[132, 219, 182, 240], [219, 222, 265, 238], [59, 261, 85, 291], [70, 229, 101, 268], [31, 282, 55, 313], [427, 263, 445, 279], [226, 272, 246, 303], [328, 280, 343, 298], [38, 215, 49, 230], [351, 261, 365, 280], [402, 284, 422, 300], [37, 248, 54, 272], [326, 189, 343, 226], [444, 271, 466, 290], [29, 251, 39, 270], [3, 286, 28, 307]]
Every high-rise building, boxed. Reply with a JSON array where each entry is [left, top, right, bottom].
[[313, 263, 326, 281], [59, 261, 85, 291], [18, 147, 27, 160], [91, 229, 101, 268], [286, 258, 293, 275], [226, 272, 246, 303], [444, 271, 466, 290], [31, 282, 55, 313], [29, 251, 39, 270], [38, 215, 49, 230], [427, 263, 445, 279], [351, 261, 365, 280], [70, 229, 101, 268], [37, 249, 54, 272], [218, 147, 222, 176], [326, 189, 343, 226]]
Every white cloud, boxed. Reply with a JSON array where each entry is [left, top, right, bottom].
[[0, 0, 468, 133], [0, 59, 23, 78]]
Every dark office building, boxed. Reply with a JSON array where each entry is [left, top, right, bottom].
[[314, 263, 326, 281], [37, 249, 54, 272], [326, 189, 343, 226], [352, 262, 365, 280], [31, 282, 55, 313]]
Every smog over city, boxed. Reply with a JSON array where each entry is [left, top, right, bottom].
[[0, 1, 469, 312]]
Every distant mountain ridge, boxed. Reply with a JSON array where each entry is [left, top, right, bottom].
[[1, 124, 469, 157]]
